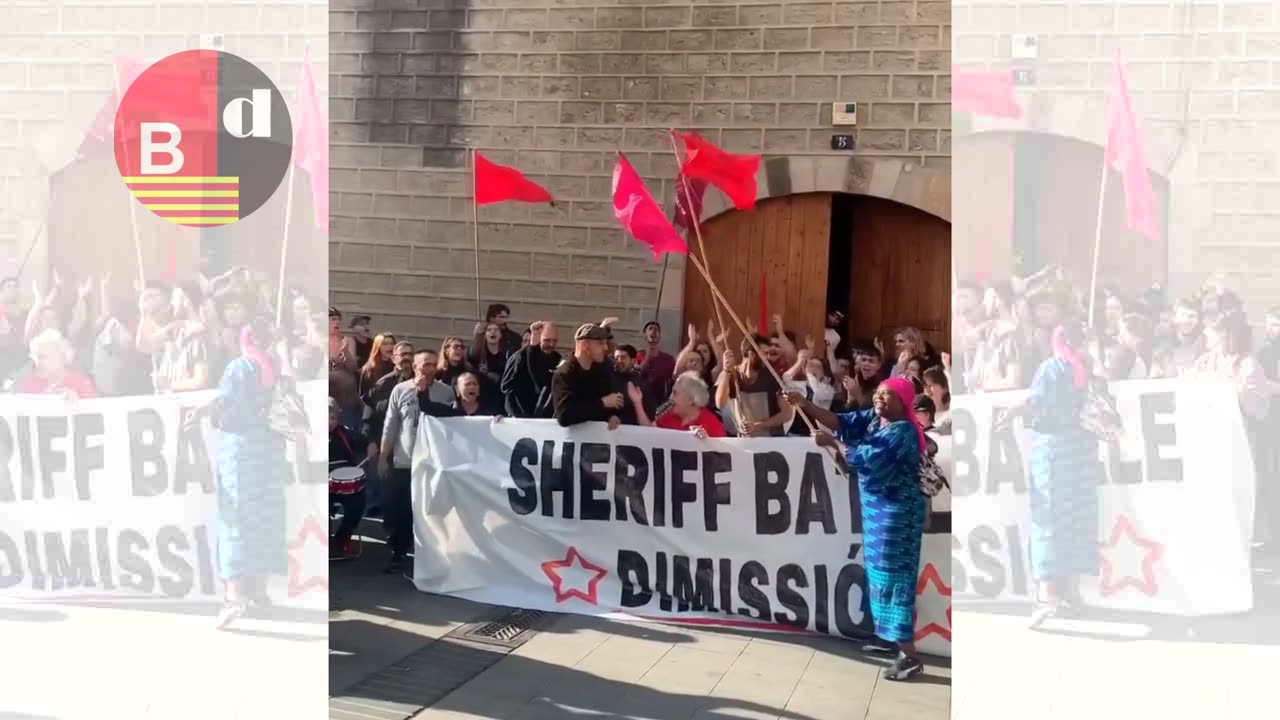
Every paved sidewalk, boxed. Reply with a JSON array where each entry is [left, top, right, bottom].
[[2, 600, 327, 720], [953, 564, 1280, 720], [331, 533, 950, 720]]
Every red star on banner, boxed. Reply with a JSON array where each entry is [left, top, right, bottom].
[[287, 515, 329, 598], [541, 547, 608, 605], [1099, 514, 1164, 597], [913, 563, 952, 644]]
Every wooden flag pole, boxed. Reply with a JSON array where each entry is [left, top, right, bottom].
[[1086, 162, 1110, 329], [652, 253, 670, 323], [275, 162, 297, 328], [114, 65, 145, 291], [684, 251, 821, 436], [667, 133, 728, 340], [471, 149, 483, 321], [665, 134, 819, 436]]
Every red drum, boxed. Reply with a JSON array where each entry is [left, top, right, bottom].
[[329, 466, 366, 496]]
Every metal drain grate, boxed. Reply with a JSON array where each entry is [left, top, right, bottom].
[[452, 608, 549, 649]]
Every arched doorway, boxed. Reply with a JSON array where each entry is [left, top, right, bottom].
[[47, 150, 321, 308], [954, 131, 1171, 293], [681, 192, 952, 354]]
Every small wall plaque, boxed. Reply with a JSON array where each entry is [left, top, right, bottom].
[[831, 134, 854, 150]]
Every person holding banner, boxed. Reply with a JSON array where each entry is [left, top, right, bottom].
[[187, 317, 289, 629], [630, 371, 725, 439], [995, 321, 1102, 627], [16, 328, 98, 399], [783, 376, 928, 681]]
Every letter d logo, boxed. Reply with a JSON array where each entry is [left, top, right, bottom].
[[114, 50, 292, 227]]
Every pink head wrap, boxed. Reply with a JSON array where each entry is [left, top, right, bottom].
[[881, 376, 926, 453], [240, 325, 276, 389], [1051, 325, 1087, 389]]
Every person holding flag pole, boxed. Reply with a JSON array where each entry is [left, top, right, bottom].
[[276, 47, 328, 329], [663, 131, 823, 437]]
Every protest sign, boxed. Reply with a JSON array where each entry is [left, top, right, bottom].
[[0, 383, 329, 609], [411, 417, 953, 657], [951, 379, 1254, 614]]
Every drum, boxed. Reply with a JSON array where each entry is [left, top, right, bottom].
[[329, 466, 366, 496]]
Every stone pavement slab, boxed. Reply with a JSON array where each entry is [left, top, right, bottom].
[[409, 611, 950, 720], [952, 603, 1280, 720], [333, 529, 950, 720], [2, 601, 326, 720]]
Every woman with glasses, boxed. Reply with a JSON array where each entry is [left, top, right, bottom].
[[922, 366, 951, 431]]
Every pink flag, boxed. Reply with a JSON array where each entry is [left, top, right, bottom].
[[294, 47, 329, 231], [612, 153, 688, 262], [952, 68, 1022, 119], [77, 56, 145, 158], [673, 176, 707, 232], [1105, 53, 1159, 241]]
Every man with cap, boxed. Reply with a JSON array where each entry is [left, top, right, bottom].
[[551, 323, 626, 430], [329, 397, 376, 560]]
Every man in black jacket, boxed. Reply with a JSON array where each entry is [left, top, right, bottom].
[[610, 344, 654, 425], [500, 321, 560, 417], [552, 323, 622, 430]]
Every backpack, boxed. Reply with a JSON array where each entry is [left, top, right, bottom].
[[917, 442, 949, 497], [1079, 376, 1123, 443]]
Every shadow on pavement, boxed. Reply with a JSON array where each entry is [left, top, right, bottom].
[[17, 598, 328, 627], [332, 521, 949, 719], [0, 607, 67, 623], [956, 563, 1280, 646]]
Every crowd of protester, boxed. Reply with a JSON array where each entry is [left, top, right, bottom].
[[0, 268, 331, 398], [327, 301, 951, 681], [1, 265, 323, 631], [945, 263, 1280, 626]]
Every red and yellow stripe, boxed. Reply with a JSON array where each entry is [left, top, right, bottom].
[[124, 176, 240, 227]]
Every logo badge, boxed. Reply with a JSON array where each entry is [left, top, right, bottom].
[[113, 50, 292, 227]]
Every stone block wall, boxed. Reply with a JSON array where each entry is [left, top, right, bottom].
[[329, 0, 952, 348], [0, 0, 327, 289], [955, 0, 1280, 319]]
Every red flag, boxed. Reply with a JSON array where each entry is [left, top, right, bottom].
[[474, 151, 553, 205], [758, 272, 769, 337], [612, 153, 687, 262], [673, 176, 707, 232], [77, 56, 145, 158], [673, 132, 760, 211], [1104, 54, 1159, 241], [294, 47, 329, 230], [952, 68, 1022, 119]]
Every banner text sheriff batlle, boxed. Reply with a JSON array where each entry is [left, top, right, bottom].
[[0, 388, 328, 600], [413, 418, 953, 656]]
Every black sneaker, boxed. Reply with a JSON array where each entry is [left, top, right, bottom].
[[861, 639, 895, 654], [1029, 602, 1057, 628], [882, 652, 924, 681], [383, 553, 405, 574]]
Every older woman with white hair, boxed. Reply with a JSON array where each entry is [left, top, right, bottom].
[[628, 370, 725, 439], [15, 328, 98, 399]]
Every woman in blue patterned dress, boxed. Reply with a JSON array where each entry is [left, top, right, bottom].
[[997, 321, 1101, 627], [189, 317, 289, 629], [785, 375, 927, 681]]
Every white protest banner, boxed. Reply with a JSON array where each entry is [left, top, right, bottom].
[[0, 382, 329, 610], [411, 417, 953, 657], [951, 378, 1254, 614]]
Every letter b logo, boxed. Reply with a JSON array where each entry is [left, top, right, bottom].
[[114, 50, 292, 227]]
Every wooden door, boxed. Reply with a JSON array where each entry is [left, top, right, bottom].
[[954, 132, 1015, 284], [47, 155, 196, 305], [845, 195, 952, 353], [683, 193, 832, 351], [1026, 134, 1168, 295]]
